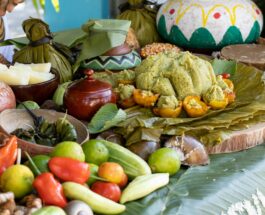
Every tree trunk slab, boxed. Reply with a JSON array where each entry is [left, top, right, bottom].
[[207, 123, 265, 154]]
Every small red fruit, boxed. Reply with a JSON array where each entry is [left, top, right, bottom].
[[91, 181, 121, 202], [221, 73, 230, 79], [98, 162, 124, 184]]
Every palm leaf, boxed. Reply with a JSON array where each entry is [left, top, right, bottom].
[[123, 144, 265, 214]]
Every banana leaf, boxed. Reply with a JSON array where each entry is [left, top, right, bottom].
[[0, 28, 86, 48], [123, 144, 265, 215], [115, 63, 265, 147]]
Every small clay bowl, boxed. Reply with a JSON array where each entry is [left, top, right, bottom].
[[10, 69, 60, 105], [0, 109, 89, 157]]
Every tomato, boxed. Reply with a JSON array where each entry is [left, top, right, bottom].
[[91, 181, 121, 202], [98, 162, 124, 184], [118, 173, 128, 189], [221, 73, 230, 79]]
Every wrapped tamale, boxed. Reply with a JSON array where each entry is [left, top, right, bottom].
[[117, 0, 161, 47], [13, 18, 72, 83]]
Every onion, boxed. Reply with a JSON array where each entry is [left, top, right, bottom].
[[0, 81, 16, 112]]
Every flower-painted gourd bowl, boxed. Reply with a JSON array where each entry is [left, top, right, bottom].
[[157, 0, 263, 50]]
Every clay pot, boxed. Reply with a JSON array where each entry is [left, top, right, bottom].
[[64, 69, 117, 121]]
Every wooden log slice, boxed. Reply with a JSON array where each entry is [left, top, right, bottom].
[[221, 44, 265, 70], [207, 123, 265, 154]]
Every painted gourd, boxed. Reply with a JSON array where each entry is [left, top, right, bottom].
[[157, 0, 263, 50]]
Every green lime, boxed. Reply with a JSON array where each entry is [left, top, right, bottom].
[[148, 148, 181, 176], [0, 165, 34, 198], [17, 101, 40, 110], [51, 141, 85, 162], [86, 163, 99, 186], [82, 139, 109, 165], [25, 155, 50, 176]]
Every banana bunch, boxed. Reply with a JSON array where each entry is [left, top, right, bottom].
[[117, 1, 161, 47]]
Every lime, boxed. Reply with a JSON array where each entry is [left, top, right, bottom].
[[82, 140, 109, 165], [25, 155, 50, 176], [51, 141, 85, 162], [148, 148, 181, 176], [17, 101, 40, 110], [0, 165, 34, 198], [86, 163, 99, 186]]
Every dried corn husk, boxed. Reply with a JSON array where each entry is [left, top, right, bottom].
[[13, 18, 72, 83], [117, 0, 161, 47]]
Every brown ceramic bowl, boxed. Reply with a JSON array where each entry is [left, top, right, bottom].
[[10, 69, 60, 105], [0, 109, 89, 157]]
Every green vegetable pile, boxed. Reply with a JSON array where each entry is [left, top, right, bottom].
[[12, 109, 77, 146]]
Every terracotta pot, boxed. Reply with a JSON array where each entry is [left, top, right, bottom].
[[157, 0, 263, 50], [64, 69, 117, 121]]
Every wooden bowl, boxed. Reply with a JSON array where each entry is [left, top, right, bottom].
[[10, 69, 60, 105], [0, 109, 89, 157]]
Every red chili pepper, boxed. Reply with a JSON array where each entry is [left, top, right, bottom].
[[25, 152, 67, 208], [0, 134, 17, 175], [221, 73, 231, 79], [48, 157, 90, 184], [33, 172, 67, 208]]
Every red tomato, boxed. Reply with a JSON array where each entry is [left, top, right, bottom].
[[118, 173, 128, 189], [91, 181, 121, 202], [221, 73, 230, 79]]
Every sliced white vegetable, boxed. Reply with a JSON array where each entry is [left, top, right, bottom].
[[0, 69, 30, 85], [29, 71, 55, 84], [0, 63, 8, 71], [29, 63, 51, 73], [14, 62, 51, 73]]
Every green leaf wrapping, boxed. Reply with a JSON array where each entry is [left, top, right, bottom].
[[122, 144, 265, 215], [117, 9, 161, 47], [88, 104, 127, 134], [115, 63, 265, 147], [13, 18, 72, 83]]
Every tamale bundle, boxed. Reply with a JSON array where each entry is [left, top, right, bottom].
[[13, 18, 72, 83], [117, 0, 161, 47]]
